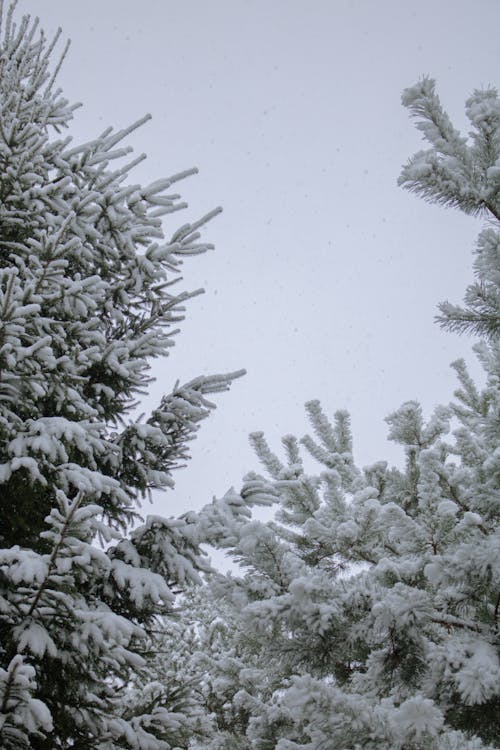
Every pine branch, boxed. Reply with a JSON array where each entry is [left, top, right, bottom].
[[26, 491, 84, 617]]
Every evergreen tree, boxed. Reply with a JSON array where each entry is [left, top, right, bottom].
[[189, 79, 500, 749], [399, 77, 500, 339], [0, 5, 242, 748]]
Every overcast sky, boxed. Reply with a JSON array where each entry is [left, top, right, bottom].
[[17, 0, 500, 518]]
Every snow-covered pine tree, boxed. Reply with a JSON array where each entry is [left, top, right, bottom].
[[0, 5, 242, 748], [399, 77, 500, 339], [188, 79, 500, 749]]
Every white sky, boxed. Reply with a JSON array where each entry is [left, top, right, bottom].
[[16, 0, 500, 518]]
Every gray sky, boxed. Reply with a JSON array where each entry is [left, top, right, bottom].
[[17, 0, 500, 517]]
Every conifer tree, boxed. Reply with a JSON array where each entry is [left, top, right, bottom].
[[190, 79, 500, 749], [0, 4, 242, 748], [399, 78, 500, 339]]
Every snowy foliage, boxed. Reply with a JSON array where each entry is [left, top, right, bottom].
[[399, 78, 500, 339], [182, 80, 500, 749], [1, 10, 498, 747], [191, 348, 499, 749], [0, 5, 242, 748]]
